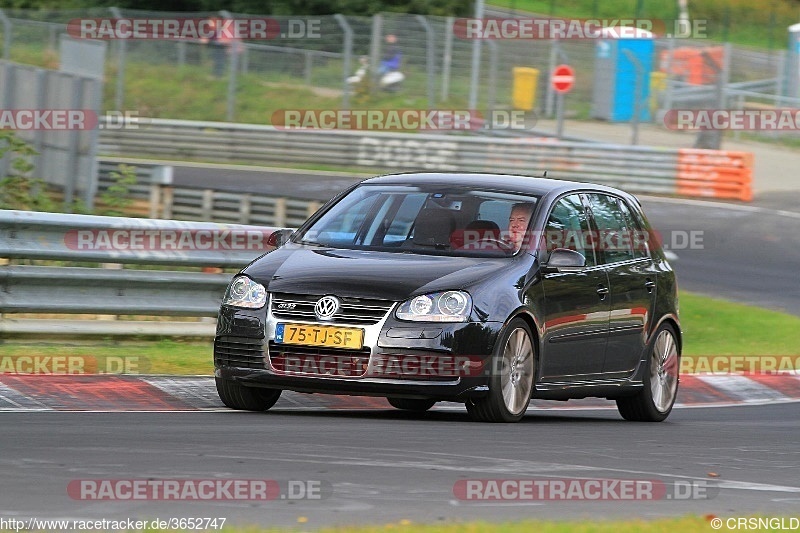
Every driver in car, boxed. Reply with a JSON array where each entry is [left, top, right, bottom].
[[507, 202, 535, 252]]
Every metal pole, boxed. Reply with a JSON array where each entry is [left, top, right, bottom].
[[468, 0, 485, 110], [335, 14, 353, 110], [416, 15, 435, 110], [441, 16, 453, 102], [0, 61, 14, 178], [84, 77, 103, 210], [555, 92, 565, 138], [622, 49, 643, 145], [0, 9, 10, 61], [545, 39, 558, 117], [369, 14, 382, 92], [221, 11, 237, 122], [487, 41, 498, 113], [110, 7, 125, 111]]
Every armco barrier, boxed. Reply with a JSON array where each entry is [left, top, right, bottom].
[[99, 118, 754, 202], [0, 210, 285, 336]]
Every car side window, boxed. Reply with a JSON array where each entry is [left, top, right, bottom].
[[544, 194, 596, 267], [617, 198, 649, 259], [586, 193, 635, 264]]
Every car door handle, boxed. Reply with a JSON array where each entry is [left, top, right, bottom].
[[596, 285, 609, 298], [644, 279, 655, 293]]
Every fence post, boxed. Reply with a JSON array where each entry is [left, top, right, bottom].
[[202, 189, 214, 220], [149, 166, 174, 219], [441, 16, 453, 102], [487, 41, 498, 113], [110, 8, 126, 111], [468, 0, 485, 110], [221, 11, 238, 121], [369, 14, 382, 94], [0, 9, 10, 61], [335, 14, 353, 109], [239, 194, 251, 224], [415, 15, 435, 110]]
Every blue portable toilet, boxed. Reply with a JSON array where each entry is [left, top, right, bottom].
[[591, 26, 654, 122]]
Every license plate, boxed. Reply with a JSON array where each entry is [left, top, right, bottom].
[[275, 323, 364, 350]]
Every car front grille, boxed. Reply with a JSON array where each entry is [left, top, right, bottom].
[[214, 336, 266, 369], [267, 342, 371, 377], [271, 293, 394, 325]]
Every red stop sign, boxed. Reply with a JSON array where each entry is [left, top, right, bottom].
[[551, 64, 575, 93]]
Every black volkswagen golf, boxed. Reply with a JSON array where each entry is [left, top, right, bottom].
[[214, 173, 680, 422]]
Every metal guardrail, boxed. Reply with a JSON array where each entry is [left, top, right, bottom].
[[0, 210, 285, 336], [96, 158, 322, 226], [100, 118, 754, 202]]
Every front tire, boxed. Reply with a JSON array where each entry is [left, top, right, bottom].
[[616, 324, 680, 422], [466, 318, 535, 422], [387, 398, 437, 412], [216, 377, 281, 411]]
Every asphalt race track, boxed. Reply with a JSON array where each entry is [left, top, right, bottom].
[[2, 403, 799, 527]]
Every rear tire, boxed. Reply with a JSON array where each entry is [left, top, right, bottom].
[[616, 323, 680, 422], [216, 377, 281, 411], [387, 397, 437, 412], [466, 318, 535, 422]]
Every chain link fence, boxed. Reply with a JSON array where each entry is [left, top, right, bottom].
[[0, 8, 796, 137]]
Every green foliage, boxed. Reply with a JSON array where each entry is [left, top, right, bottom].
[[0, 130, 57, 212], [99, 164, 138, 217]]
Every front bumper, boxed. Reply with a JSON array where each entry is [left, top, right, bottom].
[[214, 304, 502, 401]]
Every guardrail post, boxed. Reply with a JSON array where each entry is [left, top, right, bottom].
[[441, 17, 453, 103], [306, 201, 321, 218], [275, 197, 287, 226], [415, 15, 435, 110], [334, 14, 353, 109], [239, 194, 251, 224], [0, 9, 11, 61], [149, 166, 174, 219], [202, 189, 214, 220], [110, 8, 126, 111]]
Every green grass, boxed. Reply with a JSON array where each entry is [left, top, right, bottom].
[[151, 516, 774, 533], [489, 0, 800, 49], [680, 291, 800, 356], [1, 291, 798, 376]]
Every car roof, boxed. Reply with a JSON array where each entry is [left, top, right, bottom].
[[359, 172, 636, 200]]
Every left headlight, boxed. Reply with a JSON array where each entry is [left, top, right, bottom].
[[223, 275, 267, 309], [396, 291, 472, 322]]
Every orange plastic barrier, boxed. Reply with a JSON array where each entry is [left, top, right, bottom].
[[659, 46, 724, 85], [676, 149, 753, 202]]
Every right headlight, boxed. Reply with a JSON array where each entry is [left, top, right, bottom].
[[223, 275, 267, 309], [396, 291, 472, 322]]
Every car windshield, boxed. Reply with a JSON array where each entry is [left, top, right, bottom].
[[295, 184, 540, 257]]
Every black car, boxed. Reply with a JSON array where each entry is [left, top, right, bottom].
[[214, 173, 681, 422]]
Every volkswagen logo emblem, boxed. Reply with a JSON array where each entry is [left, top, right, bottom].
[[314, 295, 340, 320]]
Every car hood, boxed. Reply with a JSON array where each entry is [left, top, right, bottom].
[[243, 245, 520, 301]]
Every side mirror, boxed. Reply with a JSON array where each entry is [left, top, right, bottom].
[[541, 248, 586, 274], [266, 229, 293, 248]]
